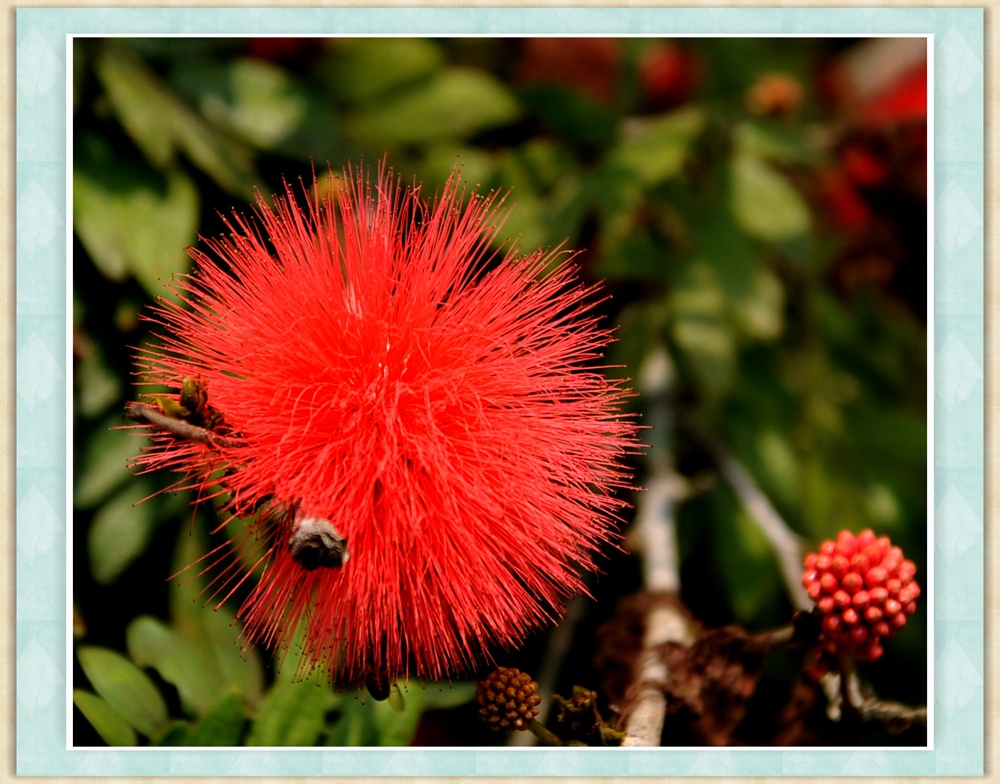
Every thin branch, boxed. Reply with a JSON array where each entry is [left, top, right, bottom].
[[124, 401, 240, 449], [748, 610, 823, 653], [621, 347, 695, 746], [682, 416, 812, 612], [843, 668, 927, 733], [856, 698, 928, 732]]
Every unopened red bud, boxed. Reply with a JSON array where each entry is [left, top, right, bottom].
[[889, 612, 907, 630], [852, 590, 870, 610], [802, 569, 818, 587], [804, 553, 818, 570], [886, 578, 902, 597], [863, 545, 882, 563], [884, 598, 901, 616], [856, 529, 876, 548], [807, 582, 823, 600], [836, 530, 857, 554], [820, 541, 836, 557], [869, 586, 889, 604], [850, 626, 869, 644], [851, 554, 871, 574], [898, 584, 917, 603], [833, 590, 852, 609], [830, 555, 850, 578], [815, 555, 832, 572], [817, 596, 835, 614], [841, 608, 859, 626], [903, 601, 917, 616], [898, 560, 917, 581], [876, 537, 890, 555], [865, 567, 887, 589], [819, 573, 839, 594], [842, 572, 864, 593], [823, 614, 843, 635], [864, 641, 884, 661], [873, 621, 891, 638], [865, 606, 883, 623]]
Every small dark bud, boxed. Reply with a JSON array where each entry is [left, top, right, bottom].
[[365, 671, 391, 701], [289, 514, 349, 570]]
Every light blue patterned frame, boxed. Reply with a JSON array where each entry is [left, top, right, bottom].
[[16, 7, 983, 777]]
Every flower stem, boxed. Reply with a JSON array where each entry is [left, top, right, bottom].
[[124, 401, 239, 449], [528, 719, 564, 746]]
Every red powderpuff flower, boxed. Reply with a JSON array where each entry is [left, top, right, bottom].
[[130, 165, 640, 686]]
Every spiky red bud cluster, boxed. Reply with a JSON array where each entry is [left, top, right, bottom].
[[802, 529, 920, 662]]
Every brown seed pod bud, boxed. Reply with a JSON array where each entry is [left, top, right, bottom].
[[475, 667, 541, 734]]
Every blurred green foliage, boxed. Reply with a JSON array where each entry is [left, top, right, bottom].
[[73, 37, 927, 746]]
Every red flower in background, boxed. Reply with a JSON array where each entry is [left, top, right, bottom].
[[638, 41, 701, 109], [515, 38, 621, 103], [131, 166, 639, 685]]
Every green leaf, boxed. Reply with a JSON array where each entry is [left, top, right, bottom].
[[75, 350, 123, 420], [730, 267, 784, 341], [594, 226, 665, 281], [419, 146, 497, 194], [170, 58, 309, 151], [419, 681, 477, 711], [152, 720, 191, 746], [753, 428, 801, 509], [76, 647, 169, 737], [589, 165, 644, 241], [74, 414, 143, 509], [732, 120, 823, 166], [371, 682, 477, 747], [74, 133, 198, 297], [325, 682, 477, 747], [325, 38, 444, 104], [94, 43, 259, 198], [246, 678, 339, 746], [689, 212, 786, 342], [186, 690, 246, 746], [73, 689, 138, 746], [126, 615, 225, 716], [324, 694, 380, 747], [591, 110, 705, 246], [349, 68, 521, 146], [711, 496, 785, 626], [607, 107, 705, 187], [545, 173, 591, 249], [87, 480, 161, 585], [729, 152, 810, 242], [517, 84, 618, 148], [169, 525, 265, 707], [669, 260, 737, 398]]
